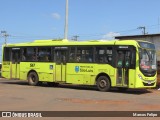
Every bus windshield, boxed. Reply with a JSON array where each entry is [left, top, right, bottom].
[[139, 48, 157, 72]]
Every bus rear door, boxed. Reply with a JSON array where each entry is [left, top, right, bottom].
[[11, 48, 20, 79], [55, 48, 67, 82]]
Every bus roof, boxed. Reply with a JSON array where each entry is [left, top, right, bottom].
[[3, 39, 153, 47]]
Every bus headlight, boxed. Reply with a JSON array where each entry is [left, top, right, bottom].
[[138, 74, 143, 80]]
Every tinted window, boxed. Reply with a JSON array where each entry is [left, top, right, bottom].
[[12, 48, 21, 63], [25, 48, 37, 61], [95, 47, 113, 64], [76, 47, 93, 63], [3, 47, 10, 61], [38, 47, 51, 62], [138, 42, 155, 49], [69, 47, 76, 62]]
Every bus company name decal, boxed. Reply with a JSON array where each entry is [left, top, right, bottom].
[[75, 66, 93, 73]]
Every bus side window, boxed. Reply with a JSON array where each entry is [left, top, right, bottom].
[[26, 47, 37, 61], [106, 47, 113, 64], [12, 51, 16, 63], [69, 47, 76, 62], [130, 48, 136, 69], [11, 49, 21, 63], [38, 47, 51, 62], [95, 47, 112, 64], [76, 47, 93, 63], [22, 48, 27, 61], [55, 51, 61, 63], [95, 47, 105, 63], [3, 47, 11, 61]]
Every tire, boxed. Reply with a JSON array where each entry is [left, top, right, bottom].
[[96, 76, 111, 92], [28, 72, 40, 86]]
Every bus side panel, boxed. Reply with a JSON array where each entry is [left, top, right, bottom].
[[20, 71, 27, 80], [20, 62, 31, 80], [11, 64, 16, 78], [94, 65, 116, 86], [37, 63, 55, 82], [11, 63, 21, 79], [110, 68, 117, 87], [66, 63, 95, 85], [19, 62, 55, 82], [2, 62, 11, 79], [128, 69, 136, 88], [66, 63, 116, 86], [55, 65, 62, 81]]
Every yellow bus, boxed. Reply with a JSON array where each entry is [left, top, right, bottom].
[[1, 39, 157, 91]]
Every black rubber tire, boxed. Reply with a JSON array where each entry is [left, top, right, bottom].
[[96, 76, 111, 92], [28, 72, 40, 86]]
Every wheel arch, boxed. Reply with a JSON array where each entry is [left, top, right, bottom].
[[95, 73, 111, 86], [27, 70, 38, 79]]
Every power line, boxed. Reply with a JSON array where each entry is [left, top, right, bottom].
[[1, 24, 160, 42], [69, 24, 160, 38]]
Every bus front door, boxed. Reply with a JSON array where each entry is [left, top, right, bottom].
[[55, 50, 67, 82], [11, 48, 20, 79], [116, 50, 131, 87]]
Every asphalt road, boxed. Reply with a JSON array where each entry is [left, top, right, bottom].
[[0, 78, 160, 119]]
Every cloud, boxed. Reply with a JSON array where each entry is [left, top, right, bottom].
[[52, 13, 61, 20], [102, 32, 120, 40]]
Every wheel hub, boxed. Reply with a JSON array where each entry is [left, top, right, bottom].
[[99, 79, 107, 88]]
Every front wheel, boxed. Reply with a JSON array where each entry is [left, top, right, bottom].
[[96, 76, 111, 92], [28, 72, 40, 86]]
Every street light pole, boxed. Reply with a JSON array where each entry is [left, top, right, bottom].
[[64, 0, 69, 39]]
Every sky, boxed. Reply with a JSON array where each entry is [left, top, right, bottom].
[[1, 0, 160, 45]]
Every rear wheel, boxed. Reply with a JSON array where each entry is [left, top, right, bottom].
[[28, 72, 40, 86], [96, 76, 111, 92]]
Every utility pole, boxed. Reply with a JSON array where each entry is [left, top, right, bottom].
[[64, 0, 69, 39], [158, 17, 160, 33], [73, 35, 79, 41], [1, 31, 9, 45], [138, 26, 146, 35]]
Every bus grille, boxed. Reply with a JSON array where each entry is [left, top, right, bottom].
[[143, 82, 155, 86]]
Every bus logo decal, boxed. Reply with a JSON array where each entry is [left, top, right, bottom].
[[75, 66, 80, 73]]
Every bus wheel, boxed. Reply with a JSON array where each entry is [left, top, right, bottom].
[[28, 72, 40, 86], [96, 76, 111, 92]]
